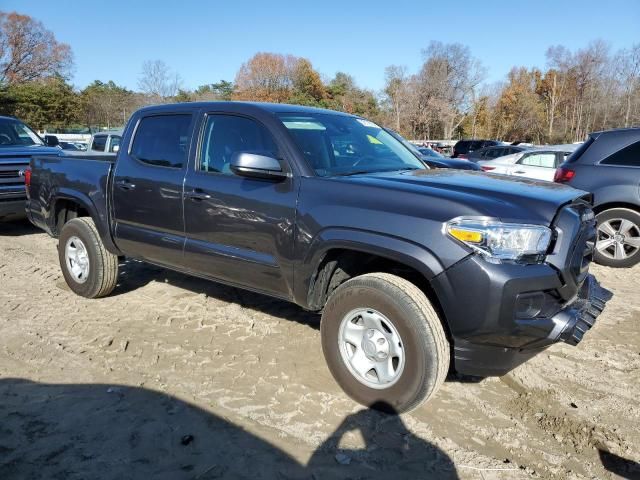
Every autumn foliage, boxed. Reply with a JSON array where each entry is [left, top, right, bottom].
[[0, 11, 73, 84]]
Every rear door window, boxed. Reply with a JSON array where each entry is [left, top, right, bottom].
[[601, 141, 640, 167], [131, 114, 192, 168], [519, 152, 556, 168], [91, 135, 107, 152]]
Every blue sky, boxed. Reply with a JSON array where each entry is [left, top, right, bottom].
[[5, 0, 640, 92]]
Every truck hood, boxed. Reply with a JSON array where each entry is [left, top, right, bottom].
[[339, 169, 589, 224], [0, 145, 62, 158]]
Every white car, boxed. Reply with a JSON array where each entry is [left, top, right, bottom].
[[478, 146, 578, 182]]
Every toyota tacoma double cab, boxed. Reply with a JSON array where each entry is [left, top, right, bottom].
[[26, 102, 608, 412]]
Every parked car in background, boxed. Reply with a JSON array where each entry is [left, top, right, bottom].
[[59, 141, 87, 152], [452, 139, 504, 158], [25, 102, 607, 412], [555, 128, 640, 268], [466, 145, 529, 162], [0, 116, 62, 221], [479, 146, 577, 182], [386, 130, 481, 171], [88, 129, 123, 155]]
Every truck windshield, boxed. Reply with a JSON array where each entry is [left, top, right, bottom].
[[0, 118, 44, 147], [278, 113, 425, 176]]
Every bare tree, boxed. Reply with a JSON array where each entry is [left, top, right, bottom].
[[0, 11, 73, 84], [417, 42, 486, 139], [615, 44, 640, 127], [138, 60, 182, 102], [383, 65, 408, 131]]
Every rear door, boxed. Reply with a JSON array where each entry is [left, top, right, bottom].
[[509, 151, 558, 181], [182, 112, 297, 298], [111, 112, 196, 266]]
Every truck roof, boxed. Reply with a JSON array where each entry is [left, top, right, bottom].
[[135, 101, 356, 117]]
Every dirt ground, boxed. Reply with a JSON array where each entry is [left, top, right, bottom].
[[0, 219, 638, 480]]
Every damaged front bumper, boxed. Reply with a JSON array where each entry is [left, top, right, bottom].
[[432, 254, 611, 377]]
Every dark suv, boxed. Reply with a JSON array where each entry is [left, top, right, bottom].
[[466, 145, 529, 162], [555, 128, 640, 268], [452, 139, 503, 158]]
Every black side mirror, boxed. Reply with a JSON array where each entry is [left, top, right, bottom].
[[230, 152, 288, 181], [44, 135, 59, 147]]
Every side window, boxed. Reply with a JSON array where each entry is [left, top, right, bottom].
[[199, 115, 278, 174], [601, 141, 640, 167], [91, 135, 107, 152], [131, 115, 192, 168], [519, 152, 556, 168], [109, 135, 121, 153]]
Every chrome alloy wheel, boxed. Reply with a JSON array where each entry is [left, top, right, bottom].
[[596, 218, 640, 260], [65, 236, 90, 283], [338, 308, 405, 389]]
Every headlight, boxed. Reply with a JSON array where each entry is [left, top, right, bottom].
[[445, 217, 552, 263]]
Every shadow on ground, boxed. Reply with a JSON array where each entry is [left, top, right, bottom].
[[0, 219, 41, 237], [114, 258, 321, 330], [0, 379, 459, 479]]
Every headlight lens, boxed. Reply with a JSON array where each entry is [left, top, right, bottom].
[[445, 217, 552, 263]]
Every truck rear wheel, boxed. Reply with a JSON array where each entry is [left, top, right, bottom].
[[321, 272, 449, 413], [58, 217, 119, 298]]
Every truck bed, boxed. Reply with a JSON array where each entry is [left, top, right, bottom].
[[27, 154, 115, 238]]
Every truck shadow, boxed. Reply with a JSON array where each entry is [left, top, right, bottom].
[[0, 219, 42, 237], [114, 258, 321, 330], [0, 378, 459, 479]]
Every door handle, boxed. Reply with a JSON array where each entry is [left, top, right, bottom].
[[186, 189, 211, 201], [514, 170, 526, 174], [115, 179, 136, 190]]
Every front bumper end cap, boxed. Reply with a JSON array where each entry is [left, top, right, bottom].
[[558, 275, 610, 346]]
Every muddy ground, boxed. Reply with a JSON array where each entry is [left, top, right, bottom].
[[0, 220, 638, 479]]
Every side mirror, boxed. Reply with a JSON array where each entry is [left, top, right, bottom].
[[44, 135, 59, 147], [230, 152, 288, 180], [112, 145, 120, 153]]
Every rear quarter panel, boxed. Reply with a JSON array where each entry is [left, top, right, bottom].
[[28, 155, 117, 251]]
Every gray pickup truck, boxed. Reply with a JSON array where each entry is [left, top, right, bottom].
[[25, 102, 608, 412], [0, 116, 61, 221]]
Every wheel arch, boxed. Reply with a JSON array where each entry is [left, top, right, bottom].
[[52, 190, 121, 255], [299, 230, 453, 341]]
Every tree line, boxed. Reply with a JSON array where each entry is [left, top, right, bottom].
[[1, 10, 638, 142]]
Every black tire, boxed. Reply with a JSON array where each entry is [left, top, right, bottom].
[[594, 208, 640, 268], [320, 272, 449, 413], [58, 217, 119, 298]]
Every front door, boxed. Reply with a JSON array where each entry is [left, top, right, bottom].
[[182, 113, 297, 299], [112, 112, 195, 266]]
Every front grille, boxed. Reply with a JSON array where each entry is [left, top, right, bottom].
[[0, 161, 28, 186]]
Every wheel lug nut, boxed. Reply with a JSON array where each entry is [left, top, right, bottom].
[[377, 338, 385, 345]]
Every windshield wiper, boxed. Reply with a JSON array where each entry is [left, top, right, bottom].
[[331, 167, 422, 177]]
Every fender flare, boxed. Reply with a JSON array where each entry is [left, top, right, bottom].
[[52, 189, 122, 255], [296, 227, 445, 309]]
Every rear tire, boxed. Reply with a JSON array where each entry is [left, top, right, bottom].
[[594, 208, 640, 268], [320, 272, 449, 413], [58, 217, 119, 298]]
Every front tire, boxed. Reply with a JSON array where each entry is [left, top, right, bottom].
[[594, 208, 640, 268], [58, 217, 119, 298], [321, 273, 449, 413]]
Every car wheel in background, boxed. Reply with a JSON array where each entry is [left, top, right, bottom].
[[320, 272, 449, 413], [58, 217, 119, 298], [594, 208, 640, 268]]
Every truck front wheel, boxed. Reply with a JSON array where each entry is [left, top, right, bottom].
[[321, 272, 449, 413], [58, 217, 119, 298]]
